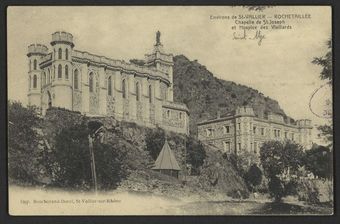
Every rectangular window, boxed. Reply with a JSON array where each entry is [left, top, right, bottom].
[[284, 132, 288, 139], [238, 123, 241, 130], [206, 128, 214, 137], [224, 125, 230, 134], [253, 126, 256, 134], [148, 85, 152, 103], [223, 141, 231, 153], [238, 143, 241, 151], [254, 142, 258, 154], [261, 128, 264, 136], [278, 130, 281, 137]]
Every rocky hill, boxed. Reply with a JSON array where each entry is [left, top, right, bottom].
[[173, 55, 287, 135], [38, 108, 249, 199]]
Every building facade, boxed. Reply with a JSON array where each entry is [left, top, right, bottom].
[[197, 106, 312, 154], [27, 31, 189, 135]]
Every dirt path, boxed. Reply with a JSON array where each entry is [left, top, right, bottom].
[[164, 200, 333, 215], [8, 186, 333, 215]]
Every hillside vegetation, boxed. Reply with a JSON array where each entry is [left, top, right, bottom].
[[8, 104, 248, 199], [173, 55, 287, 134], [46, 109, 249, 197]]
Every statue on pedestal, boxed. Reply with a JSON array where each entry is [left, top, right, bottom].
[[156, 31, 161, 45]]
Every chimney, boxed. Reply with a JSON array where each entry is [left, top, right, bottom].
[[258, 108, 264, 119], [217, 111, 221, 119]]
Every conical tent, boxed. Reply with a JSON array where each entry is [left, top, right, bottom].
[[152, 140, 181, 178]]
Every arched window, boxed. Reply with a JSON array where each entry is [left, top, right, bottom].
[[136, 82, 140, 101], [167, 110, 171, 118], [164, 87, 168, 100], [47, 91, 52, 108], [148, 85, 152, 103], [65, 48, 69, 60], [160, 84, 167, 100], [53, 65, 56, 80], [108, 76, 112, 96], [58, 48, 62, 59], [33, 75, 37, 88], [122, 79, 127, 98], [47, 69, 50, 83], [89, 72, 94, 92], [33, 59, 37, 70], [65, 65, 69, 79], [58, 64, 62, 79], [43, 72, 46, 86], [74, 69, 79, 90], [179, 112, 182, 120]]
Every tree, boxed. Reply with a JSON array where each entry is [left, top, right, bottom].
[[304, 145, 332, 179], [317, 124, 333, 149], [312, 40, 332, 83], [145, 128, 165, 160], [93, 141, 128, 190], [186, 136, 206, 175], [268, 176, 285, 202], [312, 39, 333, 149], [48, 122, 92, 189], [88, 120, 104, 134], [8, 101, 43, 185], [260, 141, 304, 177], [260, 140, 305, 201], [244, 164, 262, 191], [46, 122, 128, 190]]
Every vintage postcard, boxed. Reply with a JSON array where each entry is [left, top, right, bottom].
[[7, 6, 333, 215]]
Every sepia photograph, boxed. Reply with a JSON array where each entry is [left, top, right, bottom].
[[7, 6, 333, 216]]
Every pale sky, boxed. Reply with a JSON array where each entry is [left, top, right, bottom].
[[7, 6, 332, 135]]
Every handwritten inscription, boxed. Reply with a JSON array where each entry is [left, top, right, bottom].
[[233, 30, 265, 46]]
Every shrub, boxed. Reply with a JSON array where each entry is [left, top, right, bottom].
[[227, 189, 250, 199], [145, 128, 165, 160], [304, 145, 332, 179], [228, 151, 259, 176], [296, 179, 320, 204], [284, 179, 298, 196], [244, 164, 263, 191], [186, 137, 206, 175]]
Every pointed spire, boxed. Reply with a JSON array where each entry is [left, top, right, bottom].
[[152, 138, 181, 171]]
